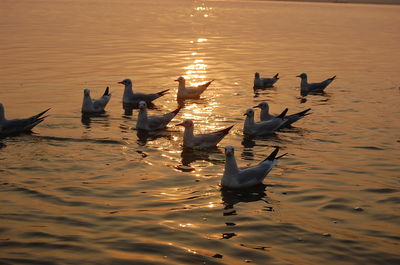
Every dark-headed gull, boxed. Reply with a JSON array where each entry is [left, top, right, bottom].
[[176, 119, 233, 149], [136, 101, 182, 131], [81, 87, 111, 114], [0, 103, 50, 137], [221, 146, 286, 188], [253, 102, 311, 128], [296, 73, 336, 96], [253, 72, 279, 89], [118, 79, 169, 105], [175, 76, 214, 100], [243, 108, 287, 136]]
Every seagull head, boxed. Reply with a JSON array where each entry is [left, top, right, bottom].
[[138, 101, 147, 110], [224, 146, 235, 157], [174, 76, 185, 83], [296, 73, 307, 79], [244, 108, 254, 117], [176, 119, 194, 128], [253, 102, 268, 110], [83, 89, 91, 96], [254, 72, 260, 79], [118, 79, 132, 86]]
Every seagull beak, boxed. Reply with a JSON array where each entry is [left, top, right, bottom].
[[296, 75, 301, 78], [118, 81, 124, 84], [174, 79, 179, 82], [175, 122, 184, 126], [243, 113, 247, 116], [253, 105, 260, 108]]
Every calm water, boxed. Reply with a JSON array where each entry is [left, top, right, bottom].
[[1, 0, 400, 264]]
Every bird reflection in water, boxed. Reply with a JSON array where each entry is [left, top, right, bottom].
[[81, 113, 110, 128], [298, 91, 331, 104], [241, 134, 282, 149], [136, 129, 173, 146], [176, 147, 223, 172], [221, 184, 271, 214]]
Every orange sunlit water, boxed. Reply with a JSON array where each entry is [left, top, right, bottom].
[[0, 0, 399, 264]]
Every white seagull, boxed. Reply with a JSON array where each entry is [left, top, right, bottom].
[[253, 72, 279, 89], [243, 108, 287, 136], [136, 101, 182, 131], [118, 78, 169, 105], [81, 87, 111, 114], [176, 119, 233, 149], [253, 102, 311, 128], [297, 73, 336, 96], [221, 146, 286, 188], [0, 103, 50, 137], [175, 76, 214, 100]]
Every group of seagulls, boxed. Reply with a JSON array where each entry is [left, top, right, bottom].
[[1, 72, 336, 189]]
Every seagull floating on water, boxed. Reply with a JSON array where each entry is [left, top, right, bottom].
[[253, 102, 311, 129], [253, 72, 279, 89], [176, 119, 233, 149], [221, 146, 286, 188], [136, 101, 182, 131], [175, 76, 214, 100], [118, 79, 169, 105], [81, 87, 111, 114], [296, 73, 336, 96], [243, 108, 287, 136], [0, 103, 50, 137]]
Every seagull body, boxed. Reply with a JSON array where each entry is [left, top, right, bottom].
[[81, 87, 111, 114], [243, 108, 287, 136], [221, 146, 285, 188], [175, 77, 214, 100], [253, 72, 279, 89], [297, 73, 336, 96], [254, 102, 311, 128], [0, 104, 50, 137], [119, 79, 169, 105], [176, 119, 233, 149], [136, 101, 182, 131]]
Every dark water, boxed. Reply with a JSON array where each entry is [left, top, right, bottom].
[[1, 0, 399, 264]]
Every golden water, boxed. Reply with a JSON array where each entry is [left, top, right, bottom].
[[1, 0, 399, 264]]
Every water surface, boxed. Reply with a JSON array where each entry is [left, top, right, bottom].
[[1, 0, 400, 264]]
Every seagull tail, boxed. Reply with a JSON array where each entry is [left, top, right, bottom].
[[157, 89, 170, 96], [276, 108, 288, 119], [216, 125, 234, 135], [328, 75, 336, 81], [201, 80, 214, 88], [27, 116, 47, 130], [274, 73, 279, 79], [103, 86, 110, 96], [276, 153, 288, 159], [35, 116, 48, 124], [171, 105, 183, 116], [264, 147, 280, 162], [32, 108, 51, 120], [293, 108, 311, 117]]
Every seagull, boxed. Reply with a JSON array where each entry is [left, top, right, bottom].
[[175, 76, 214, 100], [0, 103, 50, 137], [253, 72, 279, 89], [176, 119, 233, 149], [118, 78, 169, 105], [81, 87, 111, 114], [296, 73, 336, 96], [221, 146, 286, 188], [136, 101, 182, 131], [243, 108, 287, 136], [253, 102, 311, 128]]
